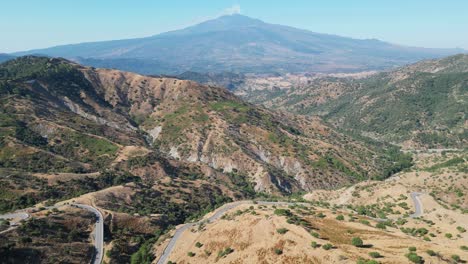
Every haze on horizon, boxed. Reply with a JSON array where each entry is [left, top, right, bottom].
[[1, 0, 468, 53]]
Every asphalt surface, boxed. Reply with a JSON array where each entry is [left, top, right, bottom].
[[156, 194, 425, 264], [0, 192, 424, 264], [156, 200, 309, 264], [0, 204, 103, 264], [409, 192, 424, 218], [0, 211, 29, 234], [74, 204, 104, 264]]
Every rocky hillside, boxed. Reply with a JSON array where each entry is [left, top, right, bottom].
[[236, 54, 468, 149], [0, 56, 413, 263], [0, 56, 411, 193]]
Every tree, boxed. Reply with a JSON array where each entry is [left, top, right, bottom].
[[20, 237, 32, 245]]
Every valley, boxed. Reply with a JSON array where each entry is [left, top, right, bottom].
[[0, 9, 467, 264]]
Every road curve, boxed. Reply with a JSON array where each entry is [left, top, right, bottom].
[[156, 200, 308, 264], [74, 204, 104, 264], [0, 211, 29, 234], [157, 193, 425, 264]]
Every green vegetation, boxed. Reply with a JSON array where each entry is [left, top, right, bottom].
[[336, 214, 345, 221], [351, 237, 364, 247], [311, 241, 319, 248], [451, 255, 461, 263], [322, 243, 333, 250], [248, 55, 468, 148], [368, 252, 382, 258], [406, 252, 423, 264], [195, 242, 203, 248], [0, 170, 138, 213], [357, 258, 379, 264], [426, 157, 466, 172], [130, 241, 154, 264], [276, 228, 289, 234], [274, 248, 283, 255], [274, 208, 292, 216], [217, 247, 234, 259]]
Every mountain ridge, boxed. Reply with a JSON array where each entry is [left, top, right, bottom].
[[233, 54, 468, 148], [12, 15, 466, 75]]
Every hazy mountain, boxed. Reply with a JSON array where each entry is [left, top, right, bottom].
[[13, 15, 465, 74], [0, 53, 14, 63], [237, 54, 468, 148]]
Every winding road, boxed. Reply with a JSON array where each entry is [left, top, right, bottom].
[[74, 204, 104, 264], [0, 204, 104, 264], [0, 211, 29, 234], [156, 193, 425, 264], [0, 192, 424, 264]]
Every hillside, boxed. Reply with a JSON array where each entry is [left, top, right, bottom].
[[13, 15, 465, 75], [236, 54, 468, 148], [0, 56, 413, 262]]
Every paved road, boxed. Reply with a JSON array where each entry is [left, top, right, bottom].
[[0, 204, 103, 264], [409, 192, 423, 218], [157, 193, 425, 264], [0, 211, 29, 234], [156, 200, 309, 264], [74, 204, 104, 264]]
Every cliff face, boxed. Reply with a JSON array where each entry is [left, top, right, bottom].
[[0, 56, 408, 194]]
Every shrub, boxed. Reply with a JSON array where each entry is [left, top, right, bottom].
[[311, 241, 319, 248], [195, 242, 203, 248], [187, 252, 195, 257], [277, 228, 288, 234], [336, 214, 345, 221], [445, 233, 453, 239], [322, 243, 333, 250], [368, 252, 382, 258], [376, 222, 386, 229], [408, 247, 417, 252], [351, 237, 364, 247], [310, 231, 319, 238], [217, 247, 234, 258], [461, 245, 468, 251], [274, 248, 283, 255], [451, 255, 461, 262], [359, 219, 370, 226], [426, 250, 436, 256], [357, 259, 379, 264], [406, 252, 423, 264], [274, 209, 292, 216], [317, 212, 326, 218], [456, 226, 466, 233]]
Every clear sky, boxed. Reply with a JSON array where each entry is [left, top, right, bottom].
[[1, 0, 467, 53]]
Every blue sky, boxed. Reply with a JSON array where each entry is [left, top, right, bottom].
[[1, 0, 467, 53]]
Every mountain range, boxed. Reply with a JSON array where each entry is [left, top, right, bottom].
[[12, 14, 466, 75], [233, 54, 468, 148]]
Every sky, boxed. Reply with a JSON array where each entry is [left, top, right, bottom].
[[1, 0, 467, 53]]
